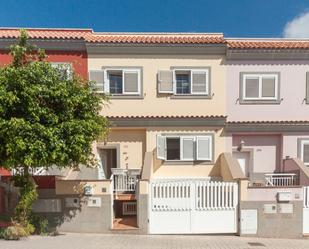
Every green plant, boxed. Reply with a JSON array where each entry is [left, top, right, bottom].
[[2, 223, 28, 240], [0, 228, 5, 239], [31, 215, 49, 235]]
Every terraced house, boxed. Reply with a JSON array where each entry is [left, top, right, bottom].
[[1, 28, 309, 239]]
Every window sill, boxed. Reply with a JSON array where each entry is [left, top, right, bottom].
[[163, 160, 213, 165], [171, 94, 212, 99], [109, 94, 144, 99], [239, 99, 281, 105]]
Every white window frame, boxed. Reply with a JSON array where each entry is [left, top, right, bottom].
[[158, 134, 212, 162], [173, 69, 209, 95], [50, 62, 72, 80], [300, 140, 309, 166], [104, 68, 141, 95], [242, 73, 278, 101]]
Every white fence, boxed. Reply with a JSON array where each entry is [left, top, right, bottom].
[[111, 168, 140, 192], [265, 173, 298, 187], [303, 186, 309, 234], [149, 179, 238, 234]]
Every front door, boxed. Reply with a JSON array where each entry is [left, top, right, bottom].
[[233, 151, 250, 177]]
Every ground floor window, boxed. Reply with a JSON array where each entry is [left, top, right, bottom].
[[157, 134, 213, 162], [299, 139, 309, 166]]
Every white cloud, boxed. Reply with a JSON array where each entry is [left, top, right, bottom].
[[283, 10, 309, 38]]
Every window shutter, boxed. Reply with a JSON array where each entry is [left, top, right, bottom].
[[89, 70, 104, 93], [306, 72, 309, 104], [124, 70, 139, 94], [192, 70, 208, 94], [303, 143, 309, 164], [157, 136, 166, 160], [244, 77, 259, 98], [196, 136, 212, 161], [181, 137, 195, 160], [158, 70, 174, 93], [262, 77, 276, 98]]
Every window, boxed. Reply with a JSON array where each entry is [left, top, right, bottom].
[[89, 68, 141, 95], [241, 73, 279, 101], [175, 71, 191, 94], [157, 135, 212, 161], [157, 68, 210, 96], [50, 62, 72, 80], [299, 139, 309, 166]]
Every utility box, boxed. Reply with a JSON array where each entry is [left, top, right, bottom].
[[277, 191, 292, 202], [263, 204, 277, 214], [87, 197, 101, 207]]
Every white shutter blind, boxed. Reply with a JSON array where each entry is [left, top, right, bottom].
[[124, 70, 139, 94], [262, 77, 276, 98], [158, 70, 174, 93], [181, 137, 195, 160], [157, 136, 166, 160], [306, 72, 309, 103], [244, 77, 259, 98], [196, 136, 212, 161], [192, 70, 208, 94], [89, 70, 104, 93]]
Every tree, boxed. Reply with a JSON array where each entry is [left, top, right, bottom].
[[0, 30, 109, 230]]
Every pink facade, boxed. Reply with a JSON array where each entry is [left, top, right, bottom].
[[226, 60, 309, 122]]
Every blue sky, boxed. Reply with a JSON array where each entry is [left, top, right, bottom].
[[0, 0, 308, 37]]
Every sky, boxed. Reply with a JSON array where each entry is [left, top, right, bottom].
[[0, 0, 309, 38]]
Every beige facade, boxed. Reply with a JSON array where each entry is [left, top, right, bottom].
[[88, 49, 229, 178], [88, 54, 226, 116]]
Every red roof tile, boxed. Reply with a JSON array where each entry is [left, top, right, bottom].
[[227, 120, 309, 124], [85, 33, 225, 44], [107, 115, 226, 119], [0, 28, 92, 40], [227, 39, 309, 49]]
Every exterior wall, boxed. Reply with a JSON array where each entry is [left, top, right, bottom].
[[226, 60, 309, 122], [102, 129, 146, 170], [232, 134, 282, 176], [0, 50, 88, 79], [89, 54, 226, 116], [282, 133, 309, 159], [240, 201, 303, 238], [35, 181, 113, 233], [146, 127, 224, 178]]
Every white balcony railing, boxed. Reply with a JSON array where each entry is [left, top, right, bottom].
[[265, 173, 298, 187], [111, 168, 140, 193], [11, 167, 47, 176]]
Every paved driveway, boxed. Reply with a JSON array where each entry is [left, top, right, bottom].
[[1, 233, 309, 249]]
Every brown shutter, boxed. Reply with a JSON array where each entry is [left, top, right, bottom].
[[124, 70, 139, 93], [89, 70, 104, 92], [262, 77, 276, 97], [158, 70, 174, 93]]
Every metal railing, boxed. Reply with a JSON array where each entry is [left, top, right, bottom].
[[265, 173, 298, 187], [111, 168, 140, 192], [11, 167, 47, 176]]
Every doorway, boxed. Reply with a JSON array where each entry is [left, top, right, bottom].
[[98, 148, 117, 179], [233, 151, 250, 177]]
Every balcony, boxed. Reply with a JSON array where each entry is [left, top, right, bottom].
[[265, 173, 298, 187], [111, 168, 141, 193]]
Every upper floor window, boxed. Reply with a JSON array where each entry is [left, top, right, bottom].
[[240, 73, 280, 104], [157, 134, 213, 162], [158, 68, 210, 97], [298, 139, 309, 166], [89, 68, 142, 97], [50, 62, 72, 80]]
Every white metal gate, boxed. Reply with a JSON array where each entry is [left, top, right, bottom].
[[149, 179, 238, 234], [303, 186, 309, 234]]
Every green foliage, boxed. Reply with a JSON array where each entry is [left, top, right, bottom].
[[2, 223, 28, 240], [31, 215, 49, 235], [0, 228, 5, 239], [13, 176, 37, 231], [0, 29, 109, 171]]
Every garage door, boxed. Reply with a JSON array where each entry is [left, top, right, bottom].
[[149, 179, 238, 234]]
